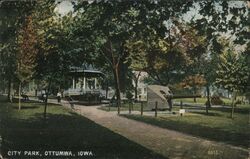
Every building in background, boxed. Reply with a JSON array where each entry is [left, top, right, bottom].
[[132, 71, 148, 101]]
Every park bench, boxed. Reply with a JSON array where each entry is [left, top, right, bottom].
[[21, 94, 29, 101], [38, 95, 45, 102]]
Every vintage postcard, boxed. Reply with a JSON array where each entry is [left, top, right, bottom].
[[0, 0, 249, 158]]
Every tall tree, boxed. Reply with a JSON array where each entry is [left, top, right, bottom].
[[216, 46, 249, 118], [71, 1, 195, 113], [16, 15, 38, 110], [179, 74, 206, 102], [0, 0, 35, 101], [24, 0, 71, 118], [126, 23, 205, 86], [72, 1, 137, 114], [191, 1, 249, 108]]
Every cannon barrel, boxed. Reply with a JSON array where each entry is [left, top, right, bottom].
[[163, 94, 202, 99], [159, 90, 201, 100], [172, 95, 202, 99]]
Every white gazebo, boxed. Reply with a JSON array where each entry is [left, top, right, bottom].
[[64, 66, 106, 97]]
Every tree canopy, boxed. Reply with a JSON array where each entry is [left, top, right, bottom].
[[0, 1, 249, 111]]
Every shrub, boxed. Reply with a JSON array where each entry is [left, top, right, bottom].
[[245, 92, 250, 103], [126, 91, 133, 100], [235, 99, 242, 105], [211, 96, 224, 105]]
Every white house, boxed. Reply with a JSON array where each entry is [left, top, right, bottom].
[[132, 71, 148, 101]]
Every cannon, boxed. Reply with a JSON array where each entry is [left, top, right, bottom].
[[147, 85, 201, 111]]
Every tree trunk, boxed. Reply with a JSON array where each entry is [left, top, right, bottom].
[[231, 91, 236, 119], [205, 85, 211, 114], [134, 80, 138, 101], [18, 82, 22, 110], [113, 66, 121, 114], [205, 103, 208, 115], [44, 79, 52, 119], [193, 87, 197, 103], [7, 77, 12, 102], [134, 71, 141, 101], [206, 85, 211, 107], [105, 81, 109, 99], [44, 91, 48, 118]]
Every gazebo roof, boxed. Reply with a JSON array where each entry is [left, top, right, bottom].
[[69, 66, 105, 77]]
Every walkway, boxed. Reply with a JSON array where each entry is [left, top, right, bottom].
[[49, 99, 248, 159]]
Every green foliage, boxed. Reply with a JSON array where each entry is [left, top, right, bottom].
[[178, 74, 206, 96], [0, 1, 36, 95], [126, 24, 205, 85], [0, 43, 17, 81], [71, 1, 149, 102], [16, 15, 38, 83], [191, 1, 249, 88], [125, 90, 133, 100], [0, 0, 249, 101], [30, 1, 73, 91], [216, 50, 249, 93], [210, 96, 224, 105]]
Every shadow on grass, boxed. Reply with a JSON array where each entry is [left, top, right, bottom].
[[10, 99, 62, 107], [12, 106, 40, 109], [0, 95, 8, 103], [191, 112, 223, 117], [175, 104, 250, 115], [0, 106, 166, 159], [122, 115, 249, 149], [211, 107, 250, 115]]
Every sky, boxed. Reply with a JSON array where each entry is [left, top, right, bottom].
[[56, 1, 248, 20], [55, 1, 73, 16]]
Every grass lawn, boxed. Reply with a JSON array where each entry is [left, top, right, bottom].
[[0, 96, 165, 159], [99, 97, 234, 112], [122, 104, 250, 149], [173, 97, 232, 105], [99, 102, 146, 112]]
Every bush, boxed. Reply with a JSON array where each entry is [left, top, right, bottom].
[[235, 99, 242, 105], [211, 96, 224, 105], [245, 92, 250, 103], [126, 91, 133, 100]]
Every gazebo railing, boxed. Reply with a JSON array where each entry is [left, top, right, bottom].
[[64, 88, 104, 96]]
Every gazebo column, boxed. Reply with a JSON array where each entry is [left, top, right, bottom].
[[72, 77, 75, 89], [84, 77, 86, 90], [94, 78, 97, 89]]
